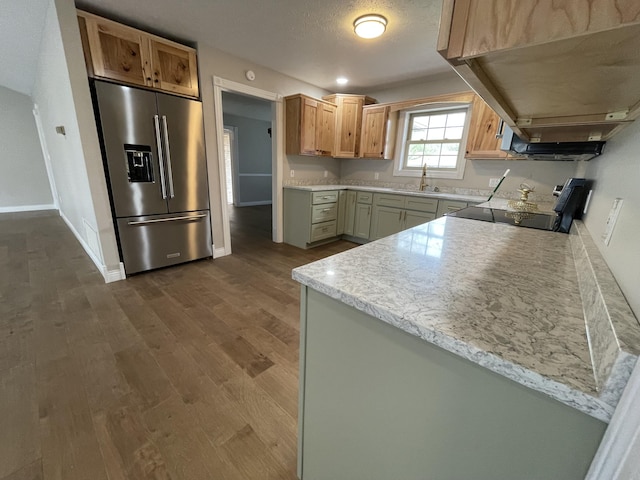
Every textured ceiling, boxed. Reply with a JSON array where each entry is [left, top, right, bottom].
[[0, 0, 49, 95], [74, 0, 452, 91]]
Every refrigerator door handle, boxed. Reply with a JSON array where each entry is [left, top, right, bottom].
[[153, 115, 168, 200], [161, 115, 175, 198], [127, 213, 207, 226]]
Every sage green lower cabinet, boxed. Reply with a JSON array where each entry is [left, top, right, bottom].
[[343, 191, 357, 236], [371, 193, 437, 240], [436, 199, 468, 218], [284, 188, 340, 249], [353, 203, 372, 239], [336, 190, 347, 235], [371, 205, 404, 240], [298, 287, 606, 480], [405, 209, 436, 229]]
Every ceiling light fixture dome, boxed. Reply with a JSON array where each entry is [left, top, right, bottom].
[[336, 77, 349, 85], [353, 14, 387, 39]]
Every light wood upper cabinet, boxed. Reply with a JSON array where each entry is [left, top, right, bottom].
[[323, 94, 377, 158], [360, 105, 391, 159], [438, 0, 640, 142], [78, 10, 199, 98], [149, 38, 198, 97], [465, 96, 511, 159], [80, 13, 152, 88], [285, 94, 336, 157]]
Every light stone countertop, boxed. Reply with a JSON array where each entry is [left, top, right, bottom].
[[292, 215, 637, 422], [284, 184, 488, 204]]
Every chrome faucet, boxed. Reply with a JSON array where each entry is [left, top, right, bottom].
[[419, 164, 428, 191]]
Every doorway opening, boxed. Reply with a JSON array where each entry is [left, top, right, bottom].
[[221, 92, 273, 246], [212, 77, 283, 257]]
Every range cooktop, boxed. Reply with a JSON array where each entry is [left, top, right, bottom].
[[446, 206, 559, 231]]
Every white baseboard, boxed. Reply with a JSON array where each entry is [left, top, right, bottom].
[[214, 246, 230, 258], [237, 201, 272, 207], [59, 210, 125, 283], [104, 263, 126, 283], [0, 203, 56, 213]]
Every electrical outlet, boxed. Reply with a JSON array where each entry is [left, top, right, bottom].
[[602, 198, 623, 246], [324, 170, 328, 178], [290, 169, 295, 178], [374, 172, 379, 180], [489, 178, 501, 188]]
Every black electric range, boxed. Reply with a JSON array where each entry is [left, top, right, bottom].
[[446, 206, 559, 231]]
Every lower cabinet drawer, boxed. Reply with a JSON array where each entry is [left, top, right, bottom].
[[437, 200, 468, 218], [356, 191, 373, 204], [310, 221, 337, 242], [312, 191, 339, 204], [374, 193, 405, 208], [405, 196, 438, 213], [312, 203, 337, 223]]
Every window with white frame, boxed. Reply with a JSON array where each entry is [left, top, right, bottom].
[[393, 105, 471, 180]]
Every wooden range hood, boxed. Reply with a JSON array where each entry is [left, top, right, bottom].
[[437, 0, 640, 143]]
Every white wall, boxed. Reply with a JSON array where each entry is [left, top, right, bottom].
[[32, 0, 121, 281], [197, 42, 334, 248], [0, 85, 53, 211], [223, 113, 272, 206], [582, 120, 640, 318]]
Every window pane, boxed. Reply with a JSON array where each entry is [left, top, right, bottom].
[[408, 143, 425, 155], [411, 129, 427, 141], [412, 116, 430, 129], [407, 155, 424, 168], [439, 156, 458, 168], [424, 143, 441, 155], [446, 112, 466, 127], [424, 156, 440, 167], [429, 114, 447, 128], [442, 143, 460, 155], [427, 128, 445, 140], [444, 127, 463, 140]]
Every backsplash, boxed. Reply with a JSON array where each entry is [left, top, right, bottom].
[[284, 178, 557, 204]]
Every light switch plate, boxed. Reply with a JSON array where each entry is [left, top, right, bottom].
[[489, 178, 500, 188], [602, 198, 623, 246], [290, 169, 295, 178]]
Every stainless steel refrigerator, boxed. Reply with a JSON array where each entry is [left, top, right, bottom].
[[93, 80, 212, 275]]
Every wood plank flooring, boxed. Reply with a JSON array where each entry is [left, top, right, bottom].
[[0, 206, 357, 480]]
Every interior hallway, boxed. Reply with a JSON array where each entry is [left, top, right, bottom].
[[0, 208, 356, 479]]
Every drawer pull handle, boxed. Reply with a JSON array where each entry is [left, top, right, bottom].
[[322, 208, 331, 212], [128, 213, 207, 226]]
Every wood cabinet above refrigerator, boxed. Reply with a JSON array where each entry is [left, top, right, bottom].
[[437, 0, 640, 143], [77, 10, 199, 98]]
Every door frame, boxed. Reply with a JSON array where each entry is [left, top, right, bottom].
[[223, 126, 239, 206], [212, 76, 283, 255]]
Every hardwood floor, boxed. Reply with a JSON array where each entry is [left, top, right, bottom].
[[0, 206, 357, 480]]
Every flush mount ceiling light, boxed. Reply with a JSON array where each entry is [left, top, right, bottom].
[[336, 77, 349, 85], [353, 14, 387, 39]]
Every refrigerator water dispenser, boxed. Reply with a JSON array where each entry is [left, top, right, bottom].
[[125, 144, 154, 183]]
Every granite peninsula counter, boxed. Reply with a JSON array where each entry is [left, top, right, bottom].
[[292, 215, 640, 480]]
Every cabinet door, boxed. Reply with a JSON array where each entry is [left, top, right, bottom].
[[360, 106, 389, 158], [354, 203, 372, 240], [150, 38, 199, 98], [436, 200, 468, 218], [336, 191, 347, 235], [83, 14, 152, 87], [404, 210, 436, 230], [299, 97, 319, 155], [371, 206, 403, 240], [344, 191, 357, 236], [465, 97, 509, 159], [316, 102, 336, 156], [334, 97, 363, 157]]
